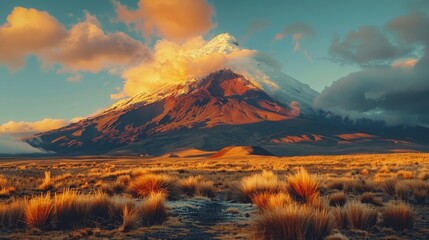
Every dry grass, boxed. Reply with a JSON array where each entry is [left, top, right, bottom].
[[25, 193, 54, 229], [333, 201, 378, 230], [53, 189, 90, 228], [325, 233, 349, 240], [382, 201, 414, 231], [119, 205, 140, 232], [251, 192, 291, 210], [379, 178, 397, 196], [89, 191, 115, 219], [179, 175, 216, 198], [0, 199, 25, 228], [329, 192, 347, 207], [0, 175, 15, 197], [232, 170, 283, 202], [406, 180, 429, 204], [140, 192, 168, 226], [287, 168, 320, 204], [38, 171, 53, 191], [254, 204, 333, 240], [396, 170, 413, 179], [128, 174, 180, 199], [360, 192, 383, 206]]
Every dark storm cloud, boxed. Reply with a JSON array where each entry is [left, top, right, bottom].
[[329, 26, 408, 65], [315, 12, 429, 127]]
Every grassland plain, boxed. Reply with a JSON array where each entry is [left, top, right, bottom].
[[0, 153, 428, 239]]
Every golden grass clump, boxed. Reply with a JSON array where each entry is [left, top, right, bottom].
[[0, 175, 15, 197], [54, 189, 90, 228], [350, 178, 376, 193], [254, 204, 310, 240], [140, 192, 168, 226], [119, 205, 140, 232], [25, 193, 54, 229], [287, 168, 320, 204], [254, 204, 333, 240], [396, 170, 413, 179], [379, 178, 397, 196], [233, 171, 283, 202], [333, 201, 378, 230], [329, 192, 347, 207], [360, 192, 383, 206], [179, 175, 216, 198], [89, 192, 115, 219], [251, 192, 291, 210], [38, 171, 53, 191], [0, 200, 25, 229], [128, 173, 180, 199], [406, 179, 429, 204], [382, 201, 414, 231]]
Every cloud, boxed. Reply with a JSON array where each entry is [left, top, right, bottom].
[[274, 23, 315, 51], [242, 20, 270, 42], [0, 135, 45, 154], [0, 7, 150, 72], [66, 73, 82, 82], [114, 0, 214, 42], [329, 26, 408, 66], [116, 35, 257, 97], [0, 7, 67, 70], [315, 12, 429, 127], [0, 118, 69, 134]]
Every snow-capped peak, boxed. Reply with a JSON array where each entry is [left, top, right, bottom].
[[106, 33, 319, 115]]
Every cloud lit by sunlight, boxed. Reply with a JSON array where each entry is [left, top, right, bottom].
[[114, 0, 214, 42]]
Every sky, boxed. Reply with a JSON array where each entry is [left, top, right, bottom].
[[0, 0, 428, 153]]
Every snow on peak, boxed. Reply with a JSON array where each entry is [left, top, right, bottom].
[[106, 33, 319, 115]]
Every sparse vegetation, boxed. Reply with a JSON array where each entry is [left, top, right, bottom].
[[128, 173, 180, 199], [140, 192, 168, 226], [180, 175, 216, 198], [287, 168, 320, 204], [333, 201, 378, 230], [329, 191, 347, 206], [38, 171, 53, 191], [25, 193, 54, 229], [382, 201, 414, 231]]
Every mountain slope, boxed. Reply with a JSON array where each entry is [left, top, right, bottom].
[[25, 70, 303, 154]]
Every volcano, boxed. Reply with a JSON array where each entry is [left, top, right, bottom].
[[25, 34, 429, 155]]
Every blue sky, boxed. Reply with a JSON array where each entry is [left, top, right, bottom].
[[0, 0, 427, 131]]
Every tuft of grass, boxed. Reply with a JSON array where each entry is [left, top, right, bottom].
[[38, 171, 53, 191], [88, 191, 115, 219], [254, 204, 333, 240], [360, 192, 383, 206], [350, 178, 375, 193], [333, 201, 378, 230], [287, 168, 320, 204], [140, 192, 168, 226], [251, 192, 291, 210], [0, 199, 25, 229], [25, 193, 54, 229], [119, 205, 140, 232], [379, 179, 397, 196], [396, 170, 413, 179], [254, 204, 310, 240], [0, 175, 15, 197], [329, 192, 347, 207], [306, 208, 334, 240], [232, 171, 283, 203], [180, 175, 216, 198], [406, 180, 429, 204], [128, 174, 180, 199], [382, 201, 414, 231], [54, 189, 90, 229]]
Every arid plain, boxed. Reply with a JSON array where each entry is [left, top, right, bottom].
[[0, 152, 428, 239]]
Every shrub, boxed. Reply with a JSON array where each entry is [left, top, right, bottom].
[[140, 192, 168, 226], [38, 171, 53, 191], [25, 193, 54, 229], [180, 175, 216, 198], [287, 168, 319, 204], [128, 174, 180, 199], [329, 192, 347, 207], [382, 201, 414, 231]]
